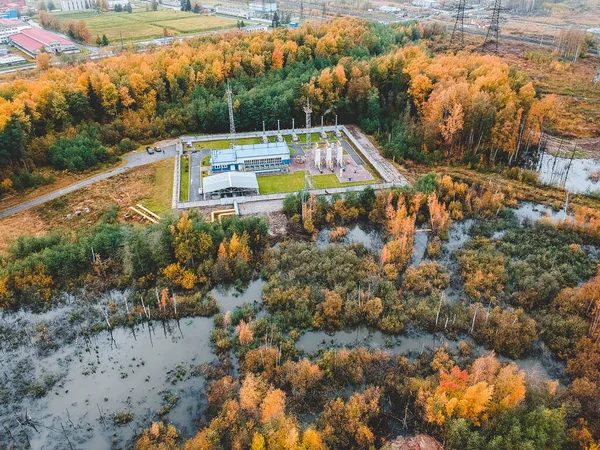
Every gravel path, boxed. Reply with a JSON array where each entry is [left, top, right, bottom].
[[0, 142, 177, 219]]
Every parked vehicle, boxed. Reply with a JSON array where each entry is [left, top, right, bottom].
[[146, 146, 154, 154], [154, 146, 162, 152]]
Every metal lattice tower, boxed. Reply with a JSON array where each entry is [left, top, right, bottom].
[[300, 0, 304, 19], [322, 1, 326, 20], [303, 98, 312, 150], [482, 0, 507, 53], [450, 0, 466, 46], [226, 84, 236, 147]]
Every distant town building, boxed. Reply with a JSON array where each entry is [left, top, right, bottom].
[[210, 142, 291, 174], [0, 18, 30, 43], [0, 9, 19, 18], [108, 0, 128, 8], [249, 1, 276, 13], [0, 53, 26, 65], [412, 0, 438, 7], [379, 5, 401, 12], [243, 24, 268, 33], [9, 26, 79, 56], [214, 4, 253, 19], [60, 0, 87, 10]]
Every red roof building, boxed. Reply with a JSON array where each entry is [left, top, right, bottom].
[[9, 26, 79, 56]]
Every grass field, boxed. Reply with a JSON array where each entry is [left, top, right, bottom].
[[142, 158, 174, 215], [180, 155, 190, 202], [284, 133, 332, 144], [258, 171, 305, 194], [54, 9, 236, 42], [311, 174, 378, 189], [193, 137, 262, 149]]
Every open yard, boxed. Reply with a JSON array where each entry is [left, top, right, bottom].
[[311, 174, 378, 189], [54, 9, 236, 42], [0, 158, 174, 255], [284, 132, 333, 144], [258, 171, 306, 194]]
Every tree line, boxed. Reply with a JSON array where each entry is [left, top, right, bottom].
[[0, 18, 556, 199]]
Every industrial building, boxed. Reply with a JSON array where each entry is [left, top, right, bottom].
[[249, 1, 276, 13], [214, 5, 253, 19], [202, 171, 259, 200], [60, 0, 87, 10], [210, 142, 291, 174], [0, 18, 29, 43], [9, 26, 79, 56]]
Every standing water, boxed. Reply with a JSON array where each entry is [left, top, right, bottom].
[[537, 152, 600, 194], [0, 317, 216, 449]]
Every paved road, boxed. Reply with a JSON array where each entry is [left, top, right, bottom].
[[189, 151, 210, 202], [0, 142, 176, 220]]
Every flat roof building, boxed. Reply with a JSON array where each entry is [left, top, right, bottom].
[[211, 141, 291, 174], [214, 5, 253, 19], [202, 171, 259, 199]]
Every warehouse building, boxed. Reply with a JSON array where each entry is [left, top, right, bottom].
[[0, 18, 29, 43], [210, 142, 291, 174], [9, 26, 79, 56], [202, 171, 259, 200]]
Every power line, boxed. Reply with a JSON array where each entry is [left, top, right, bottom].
[[482, 0, 508, 53], [450, 0, 466, 47]]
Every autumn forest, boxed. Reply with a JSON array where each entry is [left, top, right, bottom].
[[1, 13, 599, 450], [0, 18, 557, 195]]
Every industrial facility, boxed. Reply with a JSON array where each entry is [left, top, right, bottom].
[[210, 141, 291, 174]]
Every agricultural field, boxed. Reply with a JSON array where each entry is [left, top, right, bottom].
[[54, 9, 237, 42]]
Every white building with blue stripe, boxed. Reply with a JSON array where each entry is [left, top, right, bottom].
[[210, 142, 291, 174]]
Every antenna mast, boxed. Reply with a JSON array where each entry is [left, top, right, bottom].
[[450, 0, 466, 46], [226, 83, 236, 147]]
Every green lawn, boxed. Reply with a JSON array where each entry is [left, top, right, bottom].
[[258, 171, 306, 194], [193, 137, 262, 149], [311, 174, 378, 189], [180, 155, 190, 202], [54, 9, 236, 43], [284, 133, 331, 145], [201, 155, 210, 166], [142, 158, 174, 215]]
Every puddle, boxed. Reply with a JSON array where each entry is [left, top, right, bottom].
[[537, 152, 600, 194], [210, 279, 265, 312]]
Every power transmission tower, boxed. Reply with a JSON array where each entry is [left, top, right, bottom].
[[300, 0, 303, 19], [226, 83, 236, 148], [303, 98, 312, 150], [482, 0, 507, 53], [302, 98, 313, 220], [322, 1, 326, 20], [450, 0, 466, 46]]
